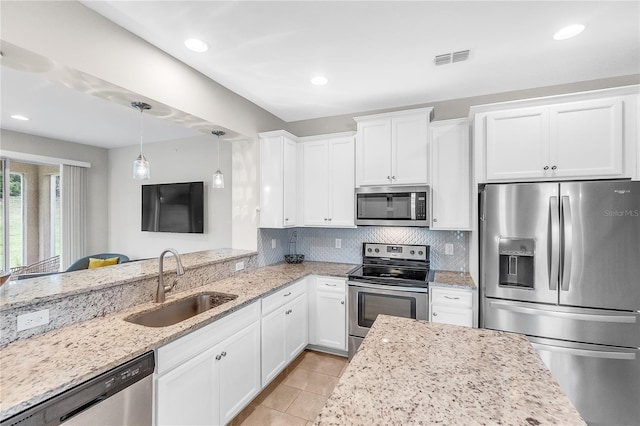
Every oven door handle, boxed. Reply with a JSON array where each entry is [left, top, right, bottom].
[[348, 279, 428, 293]]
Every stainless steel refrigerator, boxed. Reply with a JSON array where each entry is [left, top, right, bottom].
[[480, 180, 640, 426]]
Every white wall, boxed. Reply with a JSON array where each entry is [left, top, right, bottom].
[[107, 135, 232, 259], [0, 129, 109, 256]]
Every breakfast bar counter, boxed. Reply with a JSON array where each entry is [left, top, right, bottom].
[[316, 315, 585, 425]]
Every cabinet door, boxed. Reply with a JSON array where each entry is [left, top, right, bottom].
[[283, 137, 298, 227], [485, 107, 549, 181], [156, 347, 219, 426], [430, 119, 471, 230], [315, 290, 346, 350], [328, 136, 355, 226], [549, 98, 624, 178], [259, 136, 284, 228], [286, 293, 308, 360], [431, 305, 473, 327], [392, 113, 429, 185], [261, 307, 287, 386], [302, 140, 330, 226], [356, 118, 392, 186], [218, 321, 261, 425]]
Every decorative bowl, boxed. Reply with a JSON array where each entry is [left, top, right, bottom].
[[284, 254, 305, 264]]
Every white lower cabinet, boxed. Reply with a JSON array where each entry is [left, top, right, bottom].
[[309, 277, 347, 351], [261, 280, 308, 386], [430, 287, 473, 328], [155, 302, 261, 426]]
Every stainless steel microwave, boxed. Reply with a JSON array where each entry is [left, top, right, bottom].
[[355, 185, 430, 227]]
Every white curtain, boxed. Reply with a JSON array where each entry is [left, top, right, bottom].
[[61, 165, 87, 269]]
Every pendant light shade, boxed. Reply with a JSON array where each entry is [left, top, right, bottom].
[[212, 130, 225, 189], [132, 102, 151, 180]]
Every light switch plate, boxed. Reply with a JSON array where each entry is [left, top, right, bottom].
[[235, 261, 245, 271], [335, 239, 342, 249], [17, 309, 50, 331], [271, 239, 277, 249]]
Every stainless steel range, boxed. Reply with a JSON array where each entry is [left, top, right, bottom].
[[347, 243, 433, 359]]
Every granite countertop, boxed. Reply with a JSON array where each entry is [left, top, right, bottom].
[[432, 270, 476, 289], [316, 315, 585, 425], [0, 261, 355, 421], [0, 249, 256, 310]]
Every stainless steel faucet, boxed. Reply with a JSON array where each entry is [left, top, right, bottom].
[[157, 248, 185, 303]]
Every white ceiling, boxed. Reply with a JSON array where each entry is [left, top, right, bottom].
[[81, 0, 640, 122], [1, 1, 638, 149]]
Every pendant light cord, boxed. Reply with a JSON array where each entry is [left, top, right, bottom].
[[139, 106, 144, 156]]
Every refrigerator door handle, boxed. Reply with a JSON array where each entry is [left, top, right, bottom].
[[549, 196, 560, 291], [529, 342, 636, 361], [561, 196, 573, 291]]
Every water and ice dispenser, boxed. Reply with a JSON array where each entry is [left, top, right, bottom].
[[498, 238, 535, 288]]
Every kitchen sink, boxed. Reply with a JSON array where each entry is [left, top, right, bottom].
[[125, 292, 238, 327]]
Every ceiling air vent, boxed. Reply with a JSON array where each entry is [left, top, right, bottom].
[[434, 53, 451, 66], [434, 50, 470, 66], [452, 50, 470, 63]]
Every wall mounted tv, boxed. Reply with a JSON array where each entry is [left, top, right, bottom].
[[141, 181, 204, 233]]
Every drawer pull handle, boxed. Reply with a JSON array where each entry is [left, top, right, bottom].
[[284, 292, 292, 297], [433, 312, 438, 317], [444, 296, 460, 300], [216, 354, 222, 360], [221, 351, 227, 357], [340, 300, 345, 305], [325, 283, 337, 287]]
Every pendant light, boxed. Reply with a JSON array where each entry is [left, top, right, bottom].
[[132, 102, 151, 180], [212, 130, 225, 189]]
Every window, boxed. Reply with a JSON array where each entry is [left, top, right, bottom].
[[1, 159, 61, 275]]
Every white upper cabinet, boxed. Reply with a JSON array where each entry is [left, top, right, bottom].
[[473, 88, 639, 183], [355, 108, 434, 186], [301, 133, 355, 227], [549, 98, 623, 178], [429, 119, 471, 230], [259, 131, 298, 228], [485, 107, 550, 181]]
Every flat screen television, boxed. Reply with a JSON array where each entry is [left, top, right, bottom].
[[141, 181, 204, 233]]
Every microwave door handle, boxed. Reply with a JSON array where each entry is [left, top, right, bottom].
[[549, 196, 559, 291], [560, 195, 572, 291], [411, 193, 416, 220]]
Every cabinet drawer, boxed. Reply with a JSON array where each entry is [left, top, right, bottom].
[[157, 301, 260, 376], [316, 277, 346, 293], [431, 305, 473, 327], [262, 279, 306, 316], [431, 287, 472, 308]]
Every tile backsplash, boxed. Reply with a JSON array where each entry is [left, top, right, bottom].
[[257, 227, 469, 272]]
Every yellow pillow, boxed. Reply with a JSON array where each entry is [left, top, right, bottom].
[[88, 257, 119, 269]]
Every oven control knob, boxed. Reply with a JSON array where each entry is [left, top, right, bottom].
[[418, 251, 423, 255], [410, 250, 415, 255], [367, 248, 372, 253], [374, 248, 380, 253]]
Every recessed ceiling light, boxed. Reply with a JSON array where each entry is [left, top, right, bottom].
[[10, 114, 30, 121], [184, 38, 208, 53], [311, 75, 328, 86], [553, 24, 585, 40]]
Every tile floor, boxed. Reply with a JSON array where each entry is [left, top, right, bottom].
[[230, 350, 349, 426]]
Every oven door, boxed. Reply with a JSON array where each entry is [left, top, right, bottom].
[[348, 281, 428, 338]]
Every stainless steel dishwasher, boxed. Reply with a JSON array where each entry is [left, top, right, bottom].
[[1, 351, 155, 426]]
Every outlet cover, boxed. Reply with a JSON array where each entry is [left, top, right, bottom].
[[335, 238, 342, 249], [271, 239, 277, 249], [445, 243, 454, 256], [17, 309, 50, 331], [235, 261, 245, 271]]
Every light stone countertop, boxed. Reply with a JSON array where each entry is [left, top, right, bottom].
[[0, 261, 355, 421], [316, 315, 585, 426], [0, 249, 256, 310], [432, 270, 476, 289]]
